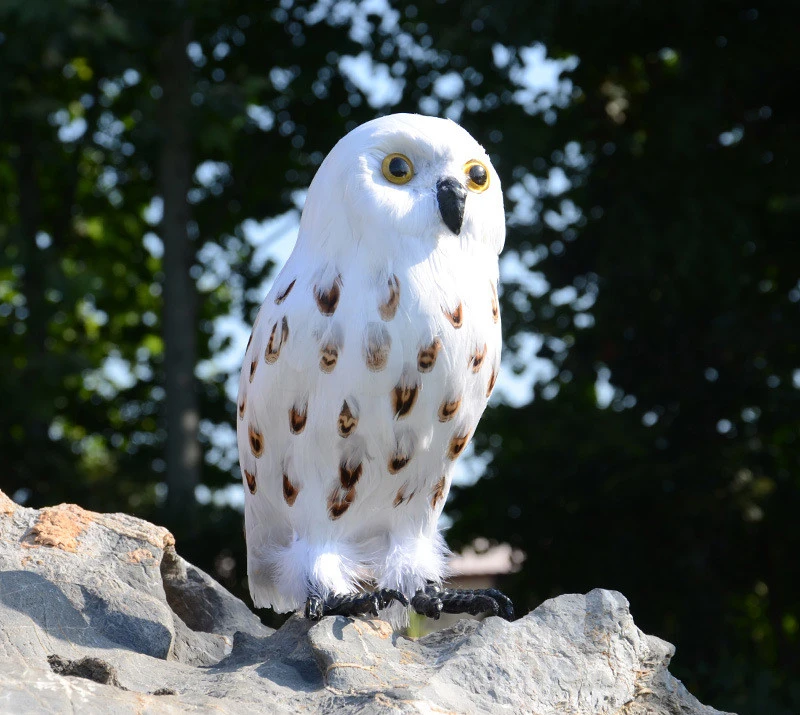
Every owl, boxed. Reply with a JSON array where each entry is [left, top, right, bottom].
[[237, 113, 513, 622]]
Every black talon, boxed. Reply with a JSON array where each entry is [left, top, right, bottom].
[[411, 584, 515, 621], [305, 595, 324, 621], [303, 589, 409, 620], [479, 587, 515, 621], [411, 587, 444, 619], [378, 588, 409, 609]]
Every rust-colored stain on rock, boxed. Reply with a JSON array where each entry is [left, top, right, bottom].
[[22, 504, 94, 553], [353, 619, 394, 640], [126, 548, 156, 563], [0, 490, 16, 515]]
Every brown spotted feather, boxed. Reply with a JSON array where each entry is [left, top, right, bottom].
[[289, 402, 307, 434], [470, 343, 487, 373], [388, 451, 411, 474], [319, 343, 338, 373], [248, 425, 264, 458], [442, 301, 463, 328], [379, 274, 401, 321], [431, 475, 447, 508], [328, 486, 356, 520], [447, 432, 470, 460], [282, 473, 299, 506], [338, 401, 358, 437], [314, 276, 342, 316], [393, 487, 406, 507], [417, 338, 442, 373], [393, 484, 415, 507], [391, 381, 419, 418], [339, 460, 363, 490], [275, 279, 296, 304], [438, 397, 461, 423], [487, 367, 498, 397], [364, 323, 391, 371], [265, 317, 289, 364], [490, 282, 499, 323]]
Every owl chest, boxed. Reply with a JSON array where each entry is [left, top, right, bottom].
[[399, 247, 501, 360], [358, 248, 501, 428]]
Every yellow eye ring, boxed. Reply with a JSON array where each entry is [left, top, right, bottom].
[[464, 160, 490, 193], [381, 153, 414, 185]]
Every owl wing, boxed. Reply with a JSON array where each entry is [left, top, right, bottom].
[[237, 253, 332, 610]]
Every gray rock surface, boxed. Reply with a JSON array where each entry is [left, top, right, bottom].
[[0, 490, 732, 714]]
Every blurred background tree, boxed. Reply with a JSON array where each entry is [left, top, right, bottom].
[[0, 1, 797, 712]]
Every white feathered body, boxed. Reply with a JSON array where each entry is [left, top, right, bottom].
[[237, 114, 504, 614]]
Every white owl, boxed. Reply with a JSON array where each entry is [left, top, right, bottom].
[[237, 113, 512, 622]]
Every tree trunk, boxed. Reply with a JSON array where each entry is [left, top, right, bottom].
[[157, 19, 200, 518]]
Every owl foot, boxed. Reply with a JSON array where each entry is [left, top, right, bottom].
[[411, 583, 515, 621], [304, 589, 409, 621]]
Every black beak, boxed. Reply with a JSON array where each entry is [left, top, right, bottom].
[[436, 177, 467, 235]]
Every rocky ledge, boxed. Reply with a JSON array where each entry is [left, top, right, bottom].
[[0, 490, 730, 714]]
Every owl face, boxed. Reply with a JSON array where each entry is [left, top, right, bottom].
[[298, 114, 505, 257]]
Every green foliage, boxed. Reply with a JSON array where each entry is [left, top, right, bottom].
[[0, 1, 797, 711]]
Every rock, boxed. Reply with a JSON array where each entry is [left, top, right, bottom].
[[0, 490, 732, 714]]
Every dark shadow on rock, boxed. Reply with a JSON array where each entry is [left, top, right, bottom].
[[47, 654, 125, 688], [78, 584, 173, 658], [257, 652, 324, 692], [212, 630, 275, 670], [0, 571, 104, 650], [161, 549, 226, 633], [209, 615, 326, 692], [0, 570, 171, 656], [160, 548, 272, 640], [331, 616, 347, 641]]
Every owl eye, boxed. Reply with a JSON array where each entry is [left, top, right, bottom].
[[464, 160, 490, 193], [381, 153, 414, 185]]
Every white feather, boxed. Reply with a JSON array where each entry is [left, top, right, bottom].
[[237, 113, 505, 618]]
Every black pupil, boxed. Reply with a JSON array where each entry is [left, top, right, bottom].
[[469, 163, 487, 186], [389, 156, 410, 177]]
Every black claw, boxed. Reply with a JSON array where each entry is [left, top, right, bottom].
[[368, 593, 381, 617], [411, 589, 444, 619], [378, 588, 409, 609], [411, 585, 515, 621], [303, 589, 410, 620], [305, 595, 324, 621], [481, 587, 515, 621]]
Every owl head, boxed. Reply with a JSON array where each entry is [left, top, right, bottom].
[[297, 113, 505, 258]]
